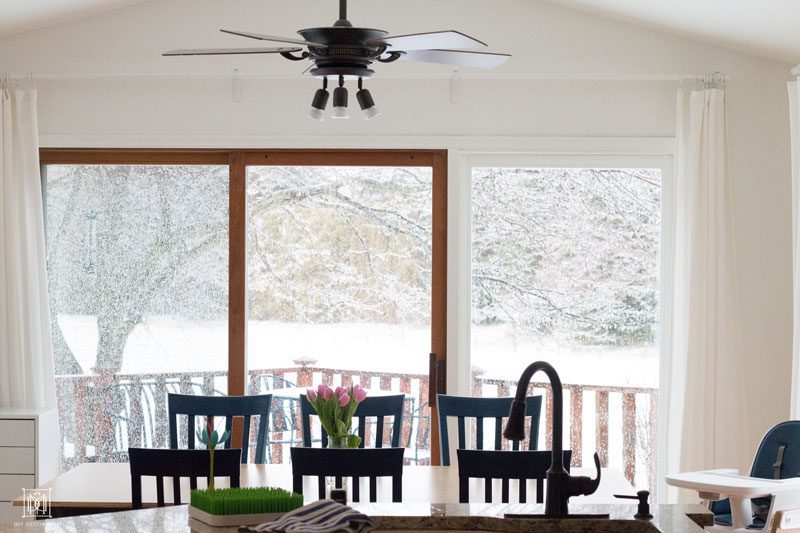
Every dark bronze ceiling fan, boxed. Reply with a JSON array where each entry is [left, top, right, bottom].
[[163, 0, 510, 120]]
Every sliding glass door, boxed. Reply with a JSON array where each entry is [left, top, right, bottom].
[[41, 149, 447, 471], [245, 163, 434, 463]]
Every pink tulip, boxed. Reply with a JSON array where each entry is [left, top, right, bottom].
[[319, 384, 333, 400], [307, 389, 317, 401], [335, 386, 346, 397], [338, 392, 351, 406], [352, 384, 367, 403]]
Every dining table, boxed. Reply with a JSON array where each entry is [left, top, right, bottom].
[[10, 463, 635, 518]]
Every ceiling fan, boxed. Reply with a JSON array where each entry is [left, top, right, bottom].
[[164, 0, 510, 120]]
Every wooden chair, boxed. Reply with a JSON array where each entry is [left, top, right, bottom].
[[437, 394, 543, 466], [128, 447, 241, 509], [167, 393, 272, 467], [290, 447, 404, 502], [457, 449, 572, 504], [300, 394, 404, 448]]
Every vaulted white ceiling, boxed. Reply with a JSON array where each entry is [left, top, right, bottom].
[[544, 0, 800, 63], [0, 0, 149, 38], [0, 0, 798, 64]]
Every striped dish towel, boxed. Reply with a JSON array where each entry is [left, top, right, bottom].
[[241, 499, 375, 533]]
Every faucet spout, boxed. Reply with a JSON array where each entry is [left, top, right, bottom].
[[503, 361, 601, 517]]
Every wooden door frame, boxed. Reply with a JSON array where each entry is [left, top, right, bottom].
[[39, 148, 447, 464]]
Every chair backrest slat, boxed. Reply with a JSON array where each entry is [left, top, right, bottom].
[[300, 395, 405, 449], [129, 447, 241, 509], [375, 415, 385, 447], [456, 449, 572, 504], [155, 475, 165, 507], [357, 419, 367, 446], [437, 394, 543, 466], [457, 416, 466, 449], [241, 415, 252, 453], [172, 477, 181, 506], [167, 393, 272, 464], [291, 447, 404, 503], [187, 415, 195, 449], [224, 417, 233, 449]]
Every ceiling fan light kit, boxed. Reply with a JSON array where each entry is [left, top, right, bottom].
[[164, 0, 510, 120], [331, 76, 350, 119], [356, 78, 380, 121]]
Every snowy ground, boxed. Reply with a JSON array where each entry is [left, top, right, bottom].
[[58, 315, 658, 389]]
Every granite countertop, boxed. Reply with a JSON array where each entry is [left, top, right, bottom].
[[2, 503, 713, 532], [360, 503, 712, 532]]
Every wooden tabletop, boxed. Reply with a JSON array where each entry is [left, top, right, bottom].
[[12, 463, 634, 510]]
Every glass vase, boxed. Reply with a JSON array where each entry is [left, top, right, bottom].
[[326, 435, 350, 500], [327, 435, 348, 449]]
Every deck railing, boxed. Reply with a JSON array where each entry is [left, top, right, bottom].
[[54, 361, 656, 490]]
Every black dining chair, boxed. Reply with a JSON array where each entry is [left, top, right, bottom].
[[457, 449, 572, 504], [437, 394, 543, 465], [128, 447, 241, 509], [290, 447, 404, 503], [167, 393, 272, 467], [300, 394, 404, 448]]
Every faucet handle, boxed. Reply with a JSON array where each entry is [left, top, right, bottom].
[[567, 452, 602, 497], [614, 490, 653, 520]]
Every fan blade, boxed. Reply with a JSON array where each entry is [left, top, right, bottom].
[[369, 30, 486, 51], [163, 46, 302, 56], [220, 29, 327, 48], [402, 49, 510, 69]]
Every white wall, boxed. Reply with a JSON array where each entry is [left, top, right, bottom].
[[0, 0, 794, 461]]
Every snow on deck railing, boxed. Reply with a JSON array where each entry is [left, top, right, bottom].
[[54, 363, 656, 490]]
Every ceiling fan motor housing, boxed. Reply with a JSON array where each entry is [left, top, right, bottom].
[[299, 27, 388, 79]]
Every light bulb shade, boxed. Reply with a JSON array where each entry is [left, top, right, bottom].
[[332, 86, 348, 109], [307, 106, 325, 121], [331, 106, 349, 119], [356, 88, 375, 110], [310, 88, 329, 110], [356, 88, 379, 120], [362, 106, 380, 120]]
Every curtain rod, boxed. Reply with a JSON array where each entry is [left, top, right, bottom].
[[3, 71, 730, 82]]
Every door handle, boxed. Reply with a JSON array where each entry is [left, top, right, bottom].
[[429, 352, 446, 408]]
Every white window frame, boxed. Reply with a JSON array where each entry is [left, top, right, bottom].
[[450, 150, 674, 494]]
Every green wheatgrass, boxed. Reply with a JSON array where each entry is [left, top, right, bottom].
[[190, 487, 304, 515]]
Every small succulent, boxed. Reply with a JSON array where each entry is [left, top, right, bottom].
[[197, 417, 230, 491]]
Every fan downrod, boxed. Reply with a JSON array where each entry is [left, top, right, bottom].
[[334, 0, 352, 27]]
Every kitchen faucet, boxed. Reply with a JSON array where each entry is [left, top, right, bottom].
[[503, 361, 602, 516]]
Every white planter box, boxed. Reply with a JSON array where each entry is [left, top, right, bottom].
[[188, 505, 284, 527]]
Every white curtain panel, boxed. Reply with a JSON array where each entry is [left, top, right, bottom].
[[0, 82, 56, 409], [664, 87, 750, 499], [790, 77, 800, 419]]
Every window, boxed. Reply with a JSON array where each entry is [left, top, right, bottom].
[[45, 162, 229, 470], [470, 161, 663, 493], [245, 165, 433, 463], [42, 150, 447, 471]]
